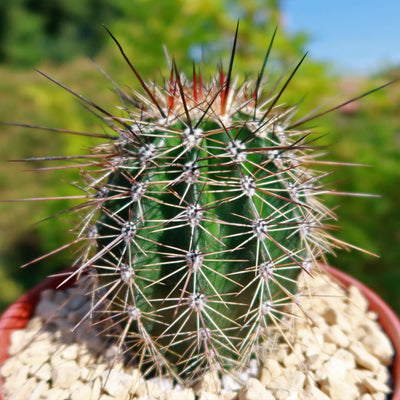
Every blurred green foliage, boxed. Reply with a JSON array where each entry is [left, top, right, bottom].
[[0, 0, 399, 315]]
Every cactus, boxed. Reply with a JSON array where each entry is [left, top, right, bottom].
[[11, 25, 386, 384]]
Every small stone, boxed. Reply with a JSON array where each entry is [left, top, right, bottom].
[[323, 308, 352, 332], [322, 377, 360, 400], [299, 385, 331, 400], [90, 376, 103, 399], [269, 374, 290, 400], [0, 356, 24, 378], [219, 390, 238, 400], [274, 346, 289, 363], [78, 365, 91, 381], [92, 362, 107, 378], [136, 380, 165, 398], [360, 395, 373, 400], [57, 343, 80, 360], [305, 311, 329, 331], [45, 387, 71, 400], [25, 316, 43, 332], [148, 376, 174, 392], [282, 351, 304, 368], [321, 342, 337, 356], [8, 329, 35, 355], [161, 388, 195, 400], [333, 349, 356, 369], [51, 360, 81, 389], [324, 325, 350, 348], [221, 374, 242, 391], [361, 327, 394, 365], [31, 361, 52, 381], [7, 377, 38, 400], [351, 326, 368, 341], [259, 358, 283, 387], [315, 355, 351, 381], [198, 393, 221, 400], [238, 378, 276, 400], [23, 340, 54, 366], [367, 311, 379, 321], [371, 393, 386, 400], [361, 377, 391, 394], [347, 368, 375, 385], [284, 370, 306, 391], [299, 329, 324, 356], [306, 352, 330, 371], [348, 286, 369, 314], [349, 341, 381, 371], [2, 364, 30, 395], [194, 371, 221, 394], [102, 368, 141, 397], [71, 381, 108, 400], [29, 380, 49, 400], [375, 364, 390, 383]]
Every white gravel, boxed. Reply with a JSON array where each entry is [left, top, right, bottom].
[[0, 270, 394, 400]]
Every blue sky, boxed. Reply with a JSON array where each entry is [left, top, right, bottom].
[[282, 1, 400, 75]]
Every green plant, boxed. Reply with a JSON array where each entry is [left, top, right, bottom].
[[8, 25, 388, 384]]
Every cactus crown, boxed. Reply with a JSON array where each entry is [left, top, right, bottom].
[[15, 25, 373, 384]]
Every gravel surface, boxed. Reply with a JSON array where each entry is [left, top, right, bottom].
[[0, 271, 394, 400]]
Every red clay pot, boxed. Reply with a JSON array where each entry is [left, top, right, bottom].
[[0, 266, 399, 399]]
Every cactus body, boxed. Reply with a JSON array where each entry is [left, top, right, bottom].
[[33, 28, 341, 382]]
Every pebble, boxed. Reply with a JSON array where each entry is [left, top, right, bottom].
[[136, 380, 165, 398], [51, 360, 82, 389], [362, 377, 391, 394], [259, 358, 283, 386], [299, 385, 331, 400], [0, 270, 394, 400], [322, 377, 360, 400], [162, 388, 195, 400], [324, 325, 349, 348], [198, 393, 221, 400], [349, 341, 381, 371], [7, 377, 38, 400], [361, 327, 394, 365], [348, 285, 369, 314], [238, 378, 276, 400], [194, 371, 221, 394], [31, 361, 52, 381], [29, 380, 50, 400], [102, 368, 141, 397]]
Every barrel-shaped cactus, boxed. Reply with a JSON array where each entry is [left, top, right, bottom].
[[56, 27, 340, 382], [20, 27, 361, 383]]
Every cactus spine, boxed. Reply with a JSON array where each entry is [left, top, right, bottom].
[[26, 26, 344, 382]]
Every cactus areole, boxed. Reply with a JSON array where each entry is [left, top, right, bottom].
[[24, 25, 374, 383]]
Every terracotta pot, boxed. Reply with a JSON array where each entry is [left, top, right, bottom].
[[0, 266, 399, 399]]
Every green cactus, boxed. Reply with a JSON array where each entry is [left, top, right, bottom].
[[12, 25, 386, 384], [60, 26, 334, 381]]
